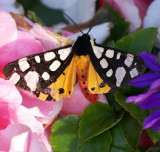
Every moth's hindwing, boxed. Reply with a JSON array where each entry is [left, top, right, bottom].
[[75, 55, 99, 102], [3, 45, 76, 101], [89, 42, 145, 92]]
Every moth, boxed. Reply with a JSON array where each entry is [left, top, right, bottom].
[[3, 18, 145, 102]]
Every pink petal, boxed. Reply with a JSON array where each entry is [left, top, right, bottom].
[[134, 0, 151, 20], [97, 94, 108, 103], [0, 124, 52, 152], [61, 83, 107, 116], [0, 11, 17, 47], [19, 89, 63, 125], [114, 0, 141, 32], [143, 0, 160, 28], [61, 30, 73, 36], [46, 26, 73, 37], [0, 79, 22, 129], [99, 0, 142, 32], [0, 31, 44, 68], [29, 23, 73, 50], [0, 69, 6, 79], [16, 106, 44, 134]]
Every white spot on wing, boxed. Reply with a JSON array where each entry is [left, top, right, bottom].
[[124, 54, 134, 67], [115, 67, 126, 87], [24, 71, 39, 91], [58, 48, 71, 61], [9, 72, 20, 84], [18, 58, 30, 72], [49, 60, 61, 71], [130, 68, 138, 78], [105, 49, 114, 58], [35, 56, 40, 63], [42, 72, 50, 80], [116, 53, 121, 59], [44, 52, 55, 61], [100, 58, 108, 69], [127, 53, 134, 57], [106, 69, 113, 77], [93, 46, 104, 59]]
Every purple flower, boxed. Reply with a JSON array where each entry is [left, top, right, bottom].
[[126, 51, 160, 131]]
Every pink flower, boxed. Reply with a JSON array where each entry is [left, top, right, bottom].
[[0, 78, 63, 132], [0, 124, 52, 152], [61, 83, 107, 116], [0, 78, 54, 151], [0, 10, 64, 127], [98, 0, 151, 32]]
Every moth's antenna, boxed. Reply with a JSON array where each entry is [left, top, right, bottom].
[[63, 13, 84, 35], [87, 16, 107, 34]]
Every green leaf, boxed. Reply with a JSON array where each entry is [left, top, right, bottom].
[[115, 91, 160, 143], [110, 113, 142, 152], [50, 115, 80, 152], [115, 28, 158, 55], [121, 85, 148, 97], [57, 30, 62, 36], [78, 131, 112, 152], [50, 114, 112, 152], [78, 102, 123, 147], [105, 92, 122, 112], [115, 91, 149, 125], [27, 10, 44, 25], [146, 129, 160, 143], [105, 40, 116, 48], [107, 22, 130, 42]]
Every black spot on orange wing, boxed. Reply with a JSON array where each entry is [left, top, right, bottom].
[[78, 80, 98, 103], [86, 92, 89, 95], [82, 75, 85, 78], [84, 87, 87, 90], [59, 88, 65, 94], [91, 87, 95, 91], [99, 82, 105, 88], [46, 95, 54, 101]]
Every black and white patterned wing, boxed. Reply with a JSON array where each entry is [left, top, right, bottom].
[[3, 45, 73, 97], [89, 43, 145, 91]]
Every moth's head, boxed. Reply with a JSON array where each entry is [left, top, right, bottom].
[[79, 33, 91, 40]]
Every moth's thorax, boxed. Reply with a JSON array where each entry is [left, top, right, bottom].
[[72, 34, 93, 56]]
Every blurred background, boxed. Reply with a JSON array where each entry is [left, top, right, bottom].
[[0, 0, 97, 26]]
